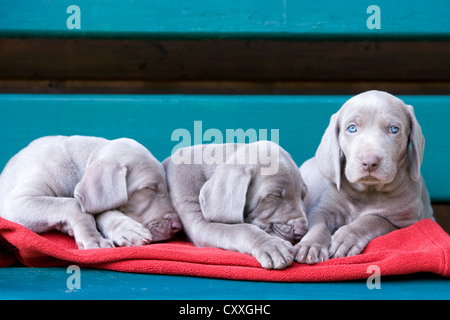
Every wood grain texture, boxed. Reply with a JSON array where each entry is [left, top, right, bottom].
[[433, 204, 450, 234], [1, 39, 449, 82]]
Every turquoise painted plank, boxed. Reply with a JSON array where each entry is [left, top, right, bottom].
[[0, 94, 449, 201], [0, 268, 449, 300], [0, 0, 449, 40]]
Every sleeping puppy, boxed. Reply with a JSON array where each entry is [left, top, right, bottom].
[[295, 90, 433, 264], [0, 135, 182, 249], [163, 141, 308, 270]]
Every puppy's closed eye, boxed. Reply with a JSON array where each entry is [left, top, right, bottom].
[[260, 194, 283, 208], [144, 185, 157, 192], [265, 189, 285, 199]]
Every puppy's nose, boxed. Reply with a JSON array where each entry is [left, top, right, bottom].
[[171, 219, 183, 233], [164, 213, 183, 234], [360, 155, 381, 172], [292, 218, 308, 240]]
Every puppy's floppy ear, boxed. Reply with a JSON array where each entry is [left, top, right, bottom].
[[75, 161, 128, 213], [199, 165, 252, 224], [405, 105, 425, 182], [315, 112, 343, 189]]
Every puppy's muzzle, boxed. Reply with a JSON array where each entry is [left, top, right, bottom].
[[360, 154, 381, 173], [146, 212, 183, 242]]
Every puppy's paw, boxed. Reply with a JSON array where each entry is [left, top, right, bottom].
[[72, 215, 114, 249], [109, 219, 153, 247], [76, 234, 114, 249], [294, 241, 329, 264], [253, 237, 294, 270], [329, 225, 367, 258]]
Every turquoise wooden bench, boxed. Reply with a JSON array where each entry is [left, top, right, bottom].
[[1, 0, 449, 301], [0, 0, 449, 40], [0, 94, 449, 301]]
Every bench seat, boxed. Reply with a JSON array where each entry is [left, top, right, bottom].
[[1, 267, 449, 300]]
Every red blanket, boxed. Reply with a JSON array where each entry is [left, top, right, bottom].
[[0, 217, 449, 281]]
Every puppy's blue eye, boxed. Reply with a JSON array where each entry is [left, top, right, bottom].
[[347, 125, 357, 133], [390, 126, 399, 134]]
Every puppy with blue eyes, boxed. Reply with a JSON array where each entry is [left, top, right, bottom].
[[295, 90, 434, 264]]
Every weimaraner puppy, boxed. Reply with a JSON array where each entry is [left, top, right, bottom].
[[163, 141, 308, 269], [0, 135, 182, 249], [295, 90, 433, 264]]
